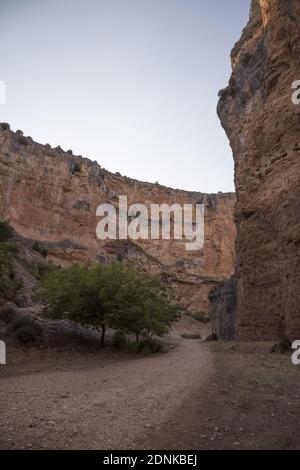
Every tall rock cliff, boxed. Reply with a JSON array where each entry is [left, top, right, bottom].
[[218, 0, 300, 339], [0, 124, 236, 313]]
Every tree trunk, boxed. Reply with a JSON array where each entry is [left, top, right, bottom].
[[136, 333, 139, 343], [101, 324, 106, 346]]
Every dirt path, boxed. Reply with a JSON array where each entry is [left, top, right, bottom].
[[0, 334, 214, 450], [1, 332, 300, 450], [141, 341, 300, 450]]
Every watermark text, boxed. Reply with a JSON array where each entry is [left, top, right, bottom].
[[96, 196, 204, 251]]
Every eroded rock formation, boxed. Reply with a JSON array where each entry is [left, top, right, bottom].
[[0, 124, 236, 313], [209, 277, 236, 340], [218, 0, 300, 339]]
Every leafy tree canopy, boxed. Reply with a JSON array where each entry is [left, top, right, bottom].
[[39, 262, 180, 345]]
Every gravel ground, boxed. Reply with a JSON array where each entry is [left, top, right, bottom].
[[1, 328, 300, 450], [141, 341, 300, 450], [0, 327, 212, 450]]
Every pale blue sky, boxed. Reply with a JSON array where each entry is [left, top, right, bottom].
[[0, 0, 250, 193]]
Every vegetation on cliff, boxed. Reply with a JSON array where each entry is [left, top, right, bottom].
[[0, 222, 22, 303]]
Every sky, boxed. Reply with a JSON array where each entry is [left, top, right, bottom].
[[0, 0, 250, 193]]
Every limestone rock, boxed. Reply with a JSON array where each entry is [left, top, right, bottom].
[[209, 276, 236, 340], [0, 125, 236, 313], [218, 0, 300, 339]]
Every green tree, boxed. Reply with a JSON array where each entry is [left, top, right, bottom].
[[109, 268, 179, 341], [39, 262, 180, 346], [39, 263, 123, 345]]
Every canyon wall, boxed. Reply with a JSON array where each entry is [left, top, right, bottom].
[[218, 0, 300, 339], [0, 124, 236, 313]]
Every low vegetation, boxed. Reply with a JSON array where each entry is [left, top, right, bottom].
[[111, 330, 162, 354], [181, 333, 201, 340], [0, 220, 14, 242], [7, 315, 42, 344], [0, 304, 42, 345], [0, 304, 18, 324], [38, 262, 180, 348], [32, 241, 48, 258], [0, 221, 22, 304], [28, 260, 55, 280], [206, 333, 218, 341], [270, 337, 292, 354]]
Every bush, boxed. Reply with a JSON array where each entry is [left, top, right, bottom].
[[181, 333, 201, 340], [278, 337, 292, 353], [0, 221, 14, 242], [125, 338, 161, 354], [0, 242, 22, 303], [136, 337, 162, 354], [270, 337, 291, 354], [126, 341, 140, 353], [206, 333, 218, 341], [0, 304, 17, 324], [32, 242, 48, 258], [270, 344, 278, 354], [7, 316, 42, 344], [0, 274, 21, 303], [72, 162, 81, 174], [112, 330, 128, 349], [28, 261, 55, 280], [15, 325, 40, 344]]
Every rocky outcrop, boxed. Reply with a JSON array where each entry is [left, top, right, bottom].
[[0, 124, 236, 313], [218, 0, 300, 339], [209, 277, 236, 340]]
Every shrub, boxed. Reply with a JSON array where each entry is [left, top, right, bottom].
[[0, 221, 14, 242], [0, 304, 17, 324], [15, 324, 40, 344], [7, 316, 42, 344], [125, 338, 161, 354], [206, 333, 218, 341], [136, 337, 162, 354], [126, 341, 140, 353], [28, 261, 55, 280], [270, 337, 291, 354], [72, 162, 81, 174], [112, 330, 128, 349], [0, 274, 21, 303], [0, 242, 22, 303], [278, 337, 292, 353], [181, 333, 201, 340], [32, 242, 48, 258]]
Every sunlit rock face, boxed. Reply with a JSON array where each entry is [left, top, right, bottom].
[[218, 0, 300, 340], [0, 124, 236, 313]]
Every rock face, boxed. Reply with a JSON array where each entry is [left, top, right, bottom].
[[0, 124, 236, 313], [218, 0, 300, 339], [209, 277, 236, 340]]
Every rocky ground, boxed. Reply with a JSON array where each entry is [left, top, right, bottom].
[[1, 319, 300, 450]]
